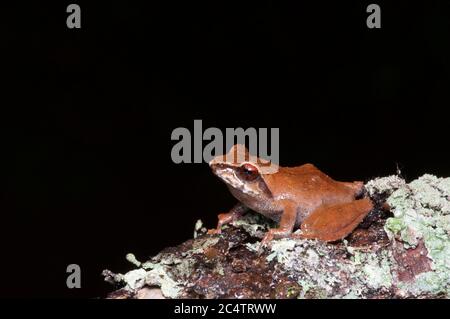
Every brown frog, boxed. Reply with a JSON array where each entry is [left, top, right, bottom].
[[208, 144, 373, 244]]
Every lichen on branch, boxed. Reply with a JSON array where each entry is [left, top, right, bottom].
[[103, 174, 450, 299]]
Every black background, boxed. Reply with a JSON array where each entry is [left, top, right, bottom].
[[1, 1, 449, 298]]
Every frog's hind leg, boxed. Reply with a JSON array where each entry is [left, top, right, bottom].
[[295, 198, 374, 242], [340, 181, 365, 197]]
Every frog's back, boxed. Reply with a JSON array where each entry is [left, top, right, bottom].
[[281, 163, 332, 180], [263, 163, 361, 206]]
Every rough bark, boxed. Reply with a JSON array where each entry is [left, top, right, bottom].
[[103, 174, 450, 299]]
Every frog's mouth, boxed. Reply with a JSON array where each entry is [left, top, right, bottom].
[[210, 164, 240, 185]]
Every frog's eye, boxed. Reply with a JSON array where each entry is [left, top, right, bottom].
[[239, 163, 259, 181]]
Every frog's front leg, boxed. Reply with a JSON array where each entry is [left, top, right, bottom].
[[208, 203, 248, 234], [261, 201, 297, 245]]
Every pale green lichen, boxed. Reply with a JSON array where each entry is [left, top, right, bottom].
[[172, 258, 196, 279], [297, 279, 312, 298], [141, 261, 157, 270], [351, 251, 362, 265], [106, 220, 222, 298], [110, 238, 207, 297], [385, 217, 406, 235], [267, 174, 450, 298], [114, 218, 227, 298], [244, 242, 261, 252], [126, 253, 142, 267], [267, 239, 297, 263], [191, 236, 220, 254], [268, 239, 354, 298], [193, 219, 203, 238], [214, 263, 225, 276], [341, 290, 362, 299], [365, 175, 405, 197], [106, 174, 450, 299], [123, 269, 147, 290], [305, 249, 320, 267], [361, 252, 393, 289], [384, 174, 450, 295], [144, 263, 182, 298], [231, 212, 274, 238]]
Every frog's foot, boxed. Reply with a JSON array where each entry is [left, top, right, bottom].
[[208, 204, 248, 235], [207, 212, 230, 234], [207, 227, 222, 235], [260, 228, 292, 246], [260, 200, 297, 247], [296, 198, 374, 242]]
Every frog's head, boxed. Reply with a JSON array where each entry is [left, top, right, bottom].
[[209, 144, 275, 197]]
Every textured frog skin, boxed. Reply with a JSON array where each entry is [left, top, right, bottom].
[[209, 144, 373, 244]]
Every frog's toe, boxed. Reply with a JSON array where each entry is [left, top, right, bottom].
[[299, 198, 374, 242], [207, 228, 222, 235], [260, 228, 293, 246], [260, 233, 274, 247]]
